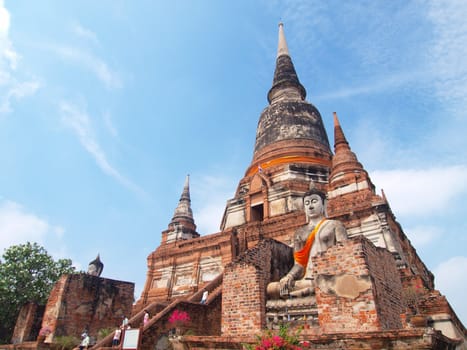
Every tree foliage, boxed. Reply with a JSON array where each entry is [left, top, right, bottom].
[[0, 242, 75, 344]]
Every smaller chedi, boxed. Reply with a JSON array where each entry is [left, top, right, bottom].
[[87, 254, 104, 277]]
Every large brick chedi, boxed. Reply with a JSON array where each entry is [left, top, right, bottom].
[[131, 23, 465, 350]]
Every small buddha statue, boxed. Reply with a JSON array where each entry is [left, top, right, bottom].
[[87, 254, 104, 277]]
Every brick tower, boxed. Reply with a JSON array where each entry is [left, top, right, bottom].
[[137, 174, 225, 306]]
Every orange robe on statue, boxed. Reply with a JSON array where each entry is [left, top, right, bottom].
[[293, 218, 326, 272]]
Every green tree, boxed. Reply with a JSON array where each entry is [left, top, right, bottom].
[[0, 242, 75, 344]]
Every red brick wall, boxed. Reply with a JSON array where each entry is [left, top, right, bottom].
[[361, 236, 404, 329], [41, 274, 134, 341], [222, 239, 292, 336], [314, 236, 403, 333], [222, 263, 264, 336], [11, 302, 44, 343], [138, 231, 229, 307], [138, 210, 303, 310]]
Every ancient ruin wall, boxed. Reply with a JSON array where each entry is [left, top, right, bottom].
[[221, 239, 293, 336], [11, 302, 44, 344], [41, 274, 134, 342], [313, 236, 404, 333]]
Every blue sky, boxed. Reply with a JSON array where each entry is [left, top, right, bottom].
[[1, 1, 466, 324]]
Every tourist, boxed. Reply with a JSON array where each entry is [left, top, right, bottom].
[[122, 316, 129, 328], [143, 310, 150, 326], [200, 290, 208, 304], [79, 332, 90, 350], [112, 327, 121, 347]]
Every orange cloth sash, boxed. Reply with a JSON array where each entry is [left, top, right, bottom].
[[293, 219, 326, 270]]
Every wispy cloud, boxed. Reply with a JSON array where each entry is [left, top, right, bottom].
[[103, 110, 118, 138], [403, 225, 441, 247], [274, 0, 467, 114], [192, 174, 236, 234], [0, 0, 18, 70], [427, 1, 467, 112], [370, 166, 467, 217], [315, 71, 423, 101], [433, 256, 467, 323], [52, 45, 122, 89], [0, 1, 40, 115], [0, 199, 60, 252], [272, 0, 328, 51], [0, 198, 75, 265], [0, 78, 40, 114], [59, 101, 145, 197], [72, 22, 99, 46]]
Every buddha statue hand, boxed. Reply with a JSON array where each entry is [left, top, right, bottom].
[[278, 264, 304, 298], [279, 274, 294, 297]]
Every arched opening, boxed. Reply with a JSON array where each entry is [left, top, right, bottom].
[[250, 203, 264, 222]]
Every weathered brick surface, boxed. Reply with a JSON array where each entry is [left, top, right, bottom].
[[221, 239, 293, 336], [11, 303, 44, 343], [136, 231, 229, 310], [313, 236, 404, 333], [41, 274, 134, 342], [137, 211, 301, 310]]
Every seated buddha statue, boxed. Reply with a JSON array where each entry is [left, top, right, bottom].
[[267, 187, 348, 299]]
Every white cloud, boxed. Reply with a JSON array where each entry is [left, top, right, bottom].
[[6, 79, 40, 99], [315, 71, 422, 101], [433, 256, 467, 324], [427, 1, 467, 111], [272, 0, 328, 52], [54, 225, 65, 238], [103, 110, 118, 137], [0, 1, 39, 116], [370, 166, 467, 217], [59, 101, 146, 197], [54, 45, 122, 89], [0, 79, 40, 114], [0, 1, 18, 70], [195, 203, 225, 234], [72, 22, 99, 46], [0, 199, 58, 253], [404, 225, 441, 247], [192, 174, 236, 234]]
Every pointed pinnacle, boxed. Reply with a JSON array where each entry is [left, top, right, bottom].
[[277, 22, 290, 58]]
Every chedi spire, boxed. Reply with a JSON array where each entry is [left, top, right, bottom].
[[330, 112, 366, 183], [267, 23, 306, 104], [167, 175, 199, 242], [250, 22, 331, 174], [327, 112, 381, 215]]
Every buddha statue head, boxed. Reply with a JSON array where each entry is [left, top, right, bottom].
[[87, 254, 104, 277]]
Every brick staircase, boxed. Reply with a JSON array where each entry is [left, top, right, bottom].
[[91, 273, 223, 350]]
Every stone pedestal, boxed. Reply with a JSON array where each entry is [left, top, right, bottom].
[[266, 296, 319, 329]]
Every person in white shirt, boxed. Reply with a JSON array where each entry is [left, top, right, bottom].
[[200, 290, 208, 304]]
